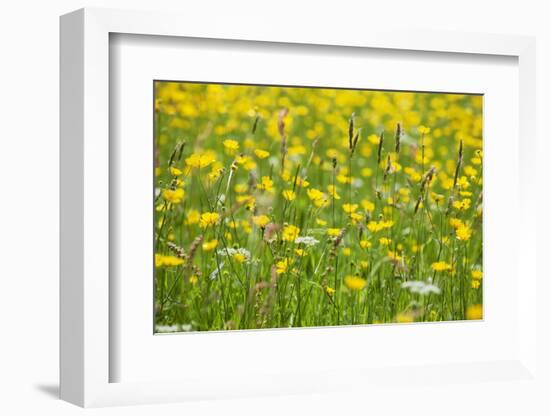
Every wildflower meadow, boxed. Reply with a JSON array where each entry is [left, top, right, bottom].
[[154, 82, 483, 332]]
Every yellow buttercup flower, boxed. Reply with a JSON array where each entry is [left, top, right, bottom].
[[275, 258, 293, 274], [202, 239, 218, 251], [360, 240, 372, 249], [327, 185, 340, 200], [344, 275, 367, 291], [186, 209, 200, 225], [254, 149, 270, 159], [282, 189, 296, 201], [257, 176, 274, 192], [307, 188, 328, 207], [342, 203, 358, 214], [185, 152, 216, 169], [466, 304, 483, 320], [379, 237, 391, 246], [233, 252, 246, 263], [162, 188, 185, 204], [199, 212, 220, 228], [431, 261, 452, 272], [169, 166, 183, 176], [471, 269, 483, 280], [223, 139, 239, 154], [456, 224, 472, 241], [282, 225, 300, 242], [325, 286, 336, 296], [252, 215, 270, 228], [361, 199, 375, 213], [155, 254, 184, 267], [327, 228, 341, 237]]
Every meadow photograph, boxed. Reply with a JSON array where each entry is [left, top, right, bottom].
[[154, 81, 483, 333]]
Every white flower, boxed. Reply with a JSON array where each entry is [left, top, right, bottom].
[[401, 279, 441, 295], [155, 325, 179, 333], [294, 236, 320, 246], [155, 323, 193, 333]]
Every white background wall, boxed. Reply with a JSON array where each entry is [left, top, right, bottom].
[[0, 1, 548, 415]]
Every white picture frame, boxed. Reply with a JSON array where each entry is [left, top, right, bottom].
[[60, 7, 539, 408]]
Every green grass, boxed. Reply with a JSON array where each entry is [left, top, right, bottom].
[[153, 82, 483, 332]]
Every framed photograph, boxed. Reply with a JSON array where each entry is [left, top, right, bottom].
[[60, 8, 540, 408]]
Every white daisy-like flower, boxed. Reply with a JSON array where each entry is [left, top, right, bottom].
[[401, 279, 441, 295], [294, 236, 320, 246]]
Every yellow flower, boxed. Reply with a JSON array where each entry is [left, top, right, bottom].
[[169, 166, 183, 176], [296, 177, 310, 188], [327, 228, 341, 237], [431, 261, 452, 272], [199, 212, 220, 228], [189, 274, 199, 284], [202, 239, 218, 251], [275, 258, 293, 274], [453, 198, 472, 211], [457, 176, 470, 188], [252, 215, 270, 228], [234, 183, 248, 193], [472, 269, 483, 280], [367, 133, 381, 145], [162, 188, 185, 204], [361, 199, 375, 213], [367, 220, 394, 233], [254, 149, 270, 159], [257, 176, 274, 192], [396, 312, 415, 323], [307, 188, 328, 207], [223, 139, 239, 154], [233, 252, 246, 263], [456, 224, 472, 241], [155, 254, 184, 267], [361, 167, 373, 177], [471, 280, 481, 289], [379, 237, 391, 246], [336, 174, 352, 184], [316, 219, 328, 226], [282, 225, 300, 242], [388, 251, 403, 262], [344, 275, 367, 291], [418, 125, 431, 134], [404, 167, 422, 183], [466, 304, 483, 320], [294, 248, 306, 257], [236, 195, 256, 210], [282, 189, 296, 201], [186, 209, 200, 225], [327, 185, 340, 200], [349, 213, 363, 223], [342, 203, 358, 214], [342, 247, 351, 256], [449, 218, 464, 229], [185, 152, 216, 169], [360, 240, 372, 249], [325, 286, 336, 296]]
